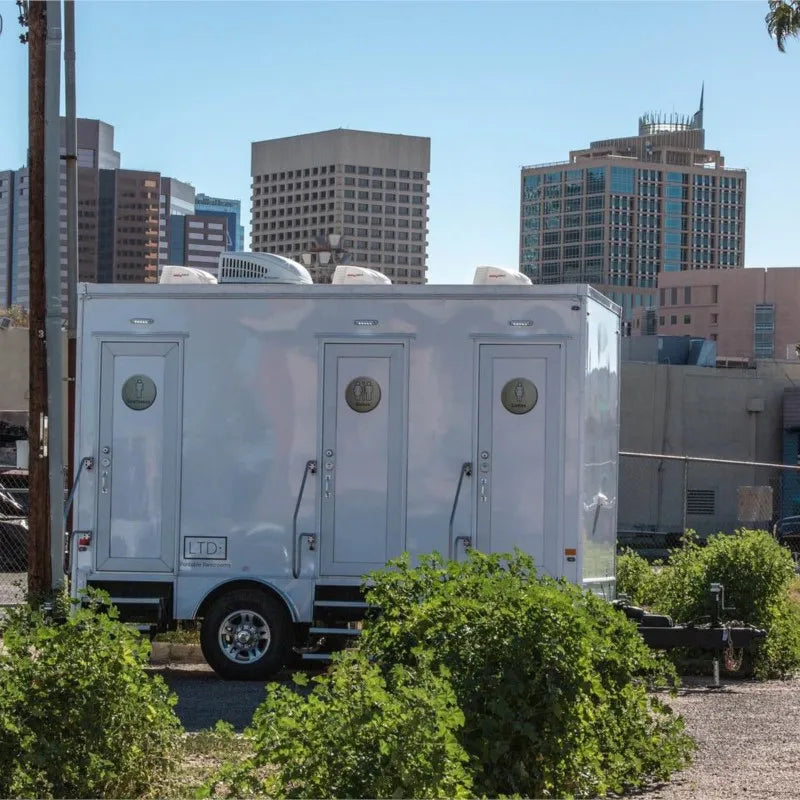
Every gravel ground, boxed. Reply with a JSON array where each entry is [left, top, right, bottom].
[[0, 572, 25, 606], [153, 664, 317, 732], [637, 676, 800, 799]]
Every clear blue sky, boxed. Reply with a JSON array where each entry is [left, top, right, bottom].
[[0, 0, 797, 283]]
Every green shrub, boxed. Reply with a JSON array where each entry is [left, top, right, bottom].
[[0, 595, 183, 798], [616, 547, 658, 605], [206, 648, 472, 799], [650, 529, 800, 678], [360, 550, 693, 799]]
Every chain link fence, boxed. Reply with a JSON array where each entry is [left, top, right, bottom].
[[618, 450, 799, 560], [0, 466, 28, 607]]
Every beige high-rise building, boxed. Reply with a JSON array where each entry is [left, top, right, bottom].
[[519, 90, 746, 320], [251, 129, 431, 284]]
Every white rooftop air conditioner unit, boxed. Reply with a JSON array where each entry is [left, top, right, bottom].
[[331, 265, 392, 285], [473, 266, 533, 286], [159, 265, 218, 284], [218, 252, 313, 285]]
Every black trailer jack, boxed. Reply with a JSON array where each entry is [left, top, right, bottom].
[[615, 582, 767, 688]]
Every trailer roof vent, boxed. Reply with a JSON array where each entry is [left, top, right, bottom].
[[331, 265, 392, 285], [687, 488, 716, 515], [473, 266, 532, 286], [218, 252, 313, 285], [159, 265, 218, 284]]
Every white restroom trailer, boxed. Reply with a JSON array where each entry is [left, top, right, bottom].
[[69, 266, 620, 679]]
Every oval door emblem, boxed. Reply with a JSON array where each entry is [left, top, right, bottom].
[[500, 378, 538, 415], [345, 376, 381, 413], [121, 375, 157, 411]]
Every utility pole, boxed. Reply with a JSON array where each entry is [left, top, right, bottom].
[[25, 0, 51, 595], [44, 0, 64, 589], [64, 0, 77, 544]]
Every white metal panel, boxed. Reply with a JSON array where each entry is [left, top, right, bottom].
[[97, 340, 181, 572], [580, 299, 620, 593], [320, 343, 406, 576], [71, 284, 613, 622], [476, 344, 562, 572]]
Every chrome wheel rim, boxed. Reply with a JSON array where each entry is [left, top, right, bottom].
[[218, 609, 271, 664]]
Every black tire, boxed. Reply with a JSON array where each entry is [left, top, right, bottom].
[[200, 589, 291, 680]]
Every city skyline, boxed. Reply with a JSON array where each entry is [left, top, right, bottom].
[[2, 2, 800, 283]]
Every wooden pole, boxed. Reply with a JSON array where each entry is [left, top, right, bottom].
[[27, 0, 51, 595]]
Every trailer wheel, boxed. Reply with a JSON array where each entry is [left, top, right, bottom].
[[200, 590, 290, 680]]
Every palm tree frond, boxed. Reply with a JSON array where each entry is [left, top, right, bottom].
[[766, 0, 800, 53]]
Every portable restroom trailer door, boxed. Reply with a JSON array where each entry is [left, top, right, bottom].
[[320, 343, 407, 576], [476, 344, 563, 568], [95, 340, 182, 572]]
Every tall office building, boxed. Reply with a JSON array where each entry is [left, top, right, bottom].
[[196, 193, 243, 251], [0, 119, 121, 308], [183, 214, 228, 274], [519, 90, 746, 319], [251, 129, 431, 284], [160, 178, 196, 266], [98, 169, 161, 283], [0, 170, 27, 308]]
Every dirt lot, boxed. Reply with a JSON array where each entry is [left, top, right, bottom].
[[638, 676, 800, 799]]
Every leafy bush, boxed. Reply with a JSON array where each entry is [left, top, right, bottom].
[[616, 547, 658, 605], [206, 648, 472, 799], [618, 530, 800, 678], [0, 595, 183, 798], [360, 550, 693, 799], [651, 529, 800, 678]]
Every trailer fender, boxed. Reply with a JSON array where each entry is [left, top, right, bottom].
[[193, 579, 299, 623]]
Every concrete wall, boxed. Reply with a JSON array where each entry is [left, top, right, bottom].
[[619, 360, 800, 536], [0, 327, 28, 411]]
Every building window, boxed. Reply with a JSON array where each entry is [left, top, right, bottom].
[[586, 167, 605, 194], [585, 211, 603, 226], [683, 314, 691, 324], [684, 286, 692, 304], [754, 304, 775, 358], [670, 315, 677, 325], [586, 194, 604, 210], [711, 313, 718, 324], [610, 166, 634, 194]]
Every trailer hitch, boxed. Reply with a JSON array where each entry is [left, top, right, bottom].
[[616, 582, 767, 687]]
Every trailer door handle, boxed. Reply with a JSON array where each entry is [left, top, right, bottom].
[[292, 460, 317, 579], [101, 471, 108, 494], [448, 462, 472, 560]]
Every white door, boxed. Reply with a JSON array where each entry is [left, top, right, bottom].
[[475, 344, 562, 567], [96, 341, 182, 572], [320, 343, 406, 576]]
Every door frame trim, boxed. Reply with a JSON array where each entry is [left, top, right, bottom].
[[94, 337, 185, 573], [472, 340, 566, 570], [316, 339, 410, 576]]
